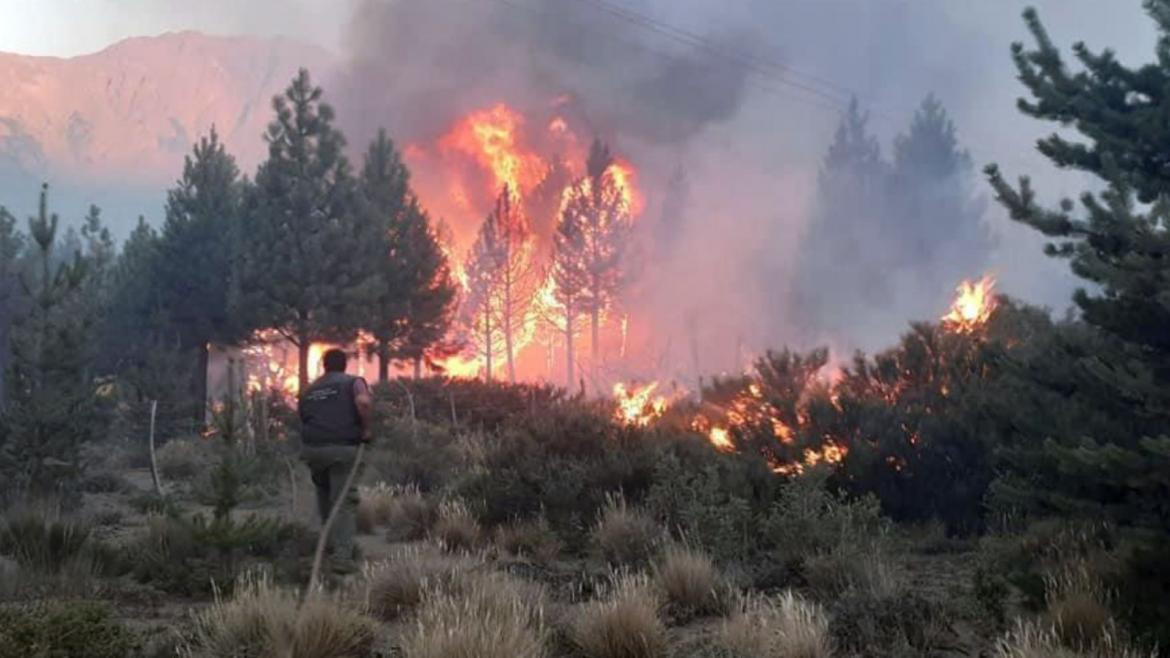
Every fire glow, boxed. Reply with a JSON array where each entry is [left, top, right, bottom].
[[613, 381, 670, 427], [941, 275, 997, 333]]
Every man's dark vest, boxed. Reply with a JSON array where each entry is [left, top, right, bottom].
[[298, 372, 364, 446]]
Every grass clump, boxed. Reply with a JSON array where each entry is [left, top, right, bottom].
[[717, 591, 833, 658], [1044, 562, 1114, 651], [593, 493, 661, 567], [402, 570, 548, 658], [0, 503, 109, 577], [495, 515, 562, 563], [156, 437, 207, 481], [0, 600, 138, 658], [432, 499, 480, 552], [994, 619, 1155, 658], [571, 573, 666, 658], [183, 572, 376, 658], [652, 543, 730, 621], [356, 482, 396, 534], [386, 484, 438, 542], [362, 544, 483, 621]]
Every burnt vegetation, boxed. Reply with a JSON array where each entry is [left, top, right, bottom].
[[0, 4, 1169, 658]]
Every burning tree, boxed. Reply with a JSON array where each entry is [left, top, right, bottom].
[[462, 187, 539, 382], [237, 69, 373, 391], [393, 200, 459, 378], [552, 139, 632, 388]]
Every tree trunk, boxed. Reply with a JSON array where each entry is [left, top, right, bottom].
[[413, 357, 422, 379], [297, 340, 310, 393], [591, 305, 600, 392], [194, 342, 210, 423], [565, 303, 574, 388], [483, 307, 493, 381], [377, 340, 390, 383], [504, 277, 516, 384]]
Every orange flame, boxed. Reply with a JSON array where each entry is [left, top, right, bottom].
[[941, 275, 997, 333], [613, 381, 669, 427], [439, 103, 547, 199]]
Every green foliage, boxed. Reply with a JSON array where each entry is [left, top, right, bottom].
[[376, 376, 566, 432], [0, 600, 138, 658], [0, 505, 99, 574]]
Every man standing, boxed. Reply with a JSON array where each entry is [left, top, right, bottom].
[[298, 348, 372, 572]]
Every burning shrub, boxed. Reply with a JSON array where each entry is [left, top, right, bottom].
[[362, 544, 483, 621], [717, 591, 833, 658], [401, 570, 549, 658], [593, 492, 662, 567], [570, 573, 666, 658], [652, 543, 731, 621], [183, 572, 377, 658], [433, 499, 482, 551]]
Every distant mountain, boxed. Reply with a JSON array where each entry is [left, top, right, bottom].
[[0, 31, 333, 235]]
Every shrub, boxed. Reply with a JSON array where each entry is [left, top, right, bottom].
[[432, 499, 481, 551], [386, 485, 438, 542], [593, 493, 661, 567], [183, 572, 377, 658], [81, 471, 131, 494], [0, 600, 138, 658], [571, 573, 666, 658], [717, 592, 833, 658], [762, 471, 887, 563], [829, 587, 954, 657], [157, 437, 206, 481], [803, 543, 900, 599], [362, 544, 483, 621], [994, 620, 1155, 658], [0, 504, 104, 575], [1044, 562, 1114, 650], [652, 544, 730, 621], [402, 570, 549, 658], [356, 482, 396, 534], [495, 515, 563, 563]]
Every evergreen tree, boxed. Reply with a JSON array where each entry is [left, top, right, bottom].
[[393, 200, 458, 378], [985, 5, 1170, 641], [464, 209, 502, 380], [238, 69, 372, 390], [0, 207, 23, 411], [552, 139, 632, 388], [156, 128, 244, 413], [791, 99, 890, 340], [0, 185, 103, 500], [891, 95, 993, 309], [357, 129, 412, 381]]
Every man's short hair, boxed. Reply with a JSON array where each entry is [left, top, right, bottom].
[[322, 348, 347, 373]]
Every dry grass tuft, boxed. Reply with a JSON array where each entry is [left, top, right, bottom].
[[1044, 562, 1113, 650], [402, 570, 548, 658], [432, 499, 481, 552], [156, 437, 206, 480], [495, 515, 562, 563], [652, 543, 729, 620], [571, 573, 666, 658], [362, 543, 483, 621], [718, 591, 833, 658], [183, 572, 377, 658], [994, 619, 1155, 658], [593, 493, 661, 567], [386, 485, 438, 542], [356, 482, 397, 534]]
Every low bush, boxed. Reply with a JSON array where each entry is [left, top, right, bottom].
[[0, 600, 138, 658], [593, 493, 661, 567], [717, 591, 833, 658], [183, 572, 377, 658], [0, 504, 109, 575], [355, 482, 396, 534], [362, 544, 483, 621], [156, 437, 207, 481], [652, 544, 730, 621], [1044, 562, 1114, 650], [376, 377, 565, 432], [432, 499, 481, 551], [829, 586, 955, 657], [385, 484, 438, 542], [81, 471, 131, 494], [495, 515, 562, 563], [401, 570, 549, 658], [570, 573, 666, 658]]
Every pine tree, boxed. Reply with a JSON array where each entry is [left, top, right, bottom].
[[393, 200, 458, 378], [791, 99, 890, 339], [0, 206, 23, 411], [985, 5, 1170, 640], [462, 187, 538, 383], [357, 129, 412, 381], [0, 185, 103, 499], [552, 139, 631, 388], [238, 69, 371, 390], [156, 128, 244, 413]]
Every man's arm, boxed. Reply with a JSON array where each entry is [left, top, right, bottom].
[[354, 378, 374, 442]]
